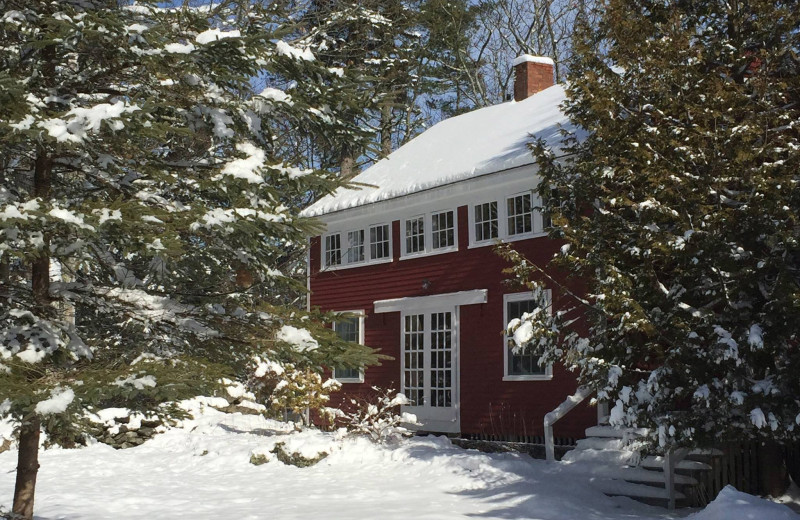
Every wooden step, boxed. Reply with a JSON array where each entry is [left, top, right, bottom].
[[574, 463, 698, 486], [584, 425, 648, 439], [589, 477, 687, 500], [574, 437, 627, 451], [640, 455, 712, 471]]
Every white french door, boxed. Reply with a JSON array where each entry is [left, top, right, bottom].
[[401, 308, 460, 433]]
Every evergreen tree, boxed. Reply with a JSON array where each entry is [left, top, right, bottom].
[[505, 0, 800, 456], [0, 1, 377, 517]]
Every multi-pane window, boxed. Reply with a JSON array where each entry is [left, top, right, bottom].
[[370, 224, 390, 260], [504, 293, 550, 378], [324, 233, 341, 267], [474, 202, 498, 242], [429, 312, 453, 407], [346, 230, 364, 264], [431, 210, 455, 250], [403, 314, 425, 406], [507, 193, 533, 236], [323, 224, 390, 268], [405, 216, 425, 254], [333, 315, 362, 382]]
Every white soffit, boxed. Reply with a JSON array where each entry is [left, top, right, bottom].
[[374, 289, 488, 313]]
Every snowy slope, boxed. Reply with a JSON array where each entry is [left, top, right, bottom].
[[1, 402, 797, 520], [303, 85, 571, 217]]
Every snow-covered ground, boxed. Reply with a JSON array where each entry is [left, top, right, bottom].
[[1, 401, 797, 520]]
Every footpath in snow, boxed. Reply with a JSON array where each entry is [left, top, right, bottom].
[[1, 399, 798, 520]]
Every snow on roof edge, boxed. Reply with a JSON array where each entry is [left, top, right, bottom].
[[302, 84, 569, 219]]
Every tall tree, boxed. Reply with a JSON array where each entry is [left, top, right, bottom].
[[0, 1, 377, 517], [505, 0, 800, 465], [448, 0, 596, 111]]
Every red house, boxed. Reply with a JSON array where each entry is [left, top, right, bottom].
[[303, 56, 595, 443]]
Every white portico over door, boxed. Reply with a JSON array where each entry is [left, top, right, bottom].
[[374, 290, 487, 434]]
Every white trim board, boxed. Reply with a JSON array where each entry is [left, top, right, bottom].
[[374, 289, 487, 314]]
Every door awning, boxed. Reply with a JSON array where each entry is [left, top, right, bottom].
[[373, 289, 488, 314]]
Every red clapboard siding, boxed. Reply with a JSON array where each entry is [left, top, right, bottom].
[[310, 205, 595, 440]]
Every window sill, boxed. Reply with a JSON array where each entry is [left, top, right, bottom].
[[399, 246, 458, 261], [502, 374, 553, 382], [321, 258, 393, 272], [335, 378, 364, 384]]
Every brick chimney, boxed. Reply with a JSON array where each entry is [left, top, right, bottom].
[[513, 55, 554, 101]]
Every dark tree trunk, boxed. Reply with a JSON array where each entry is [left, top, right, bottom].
[[12, 152, 52, 518], [759, 441, 789, 497], [12, 418, 41, 519]]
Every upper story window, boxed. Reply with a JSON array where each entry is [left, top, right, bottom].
[[405, 216, 425, 254], [507, 193, 533, 236], [370, 224, 390, 260], [324, 234, 342, 267], [474, 201, 499, 243], [469, 190, 545, 246], [431, 210, 455, 249], [503, 291, 552, 381], [323, 223, 392, 270], [402, 209, 458, 258], [346, 230, 364, 263]]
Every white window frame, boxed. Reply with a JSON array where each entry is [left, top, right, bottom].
[[401, 208, 458, 258], [471, 201, 500, 245], [431, 209, 457, 251], [502, 291, 553, 381], [324, 232, 342, 267], [332, 310, 365, 383], [468, 190, 546, 247], [321, 223, 392, 271], [369, 223, 392, 261]]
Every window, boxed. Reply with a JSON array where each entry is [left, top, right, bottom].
[[401, 209, 458, 258], [324, 233, 341, 267], [474, 202, 498, 242], [322, 223, 391, 269], [370, 224, 390, 260], [405, 216, 425, 254], [346, 230, 364, 264], [431, 210, 455, 250], [503, 292, 552, 380], [333, 313, 364, 383], [507, 193, 533, 236]]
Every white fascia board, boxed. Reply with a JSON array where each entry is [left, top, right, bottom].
[[374, 289, 488, 314], [317, 164, 542, 229]]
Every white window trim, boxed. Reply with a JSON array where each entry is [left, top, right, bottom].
[[332, 310, 365, 383], [468, 191, 547, 248], [321, 222, 393, 271], [502, 291, 553, 381], [368, 223, 393, 262], [401, 208, 458, 259]]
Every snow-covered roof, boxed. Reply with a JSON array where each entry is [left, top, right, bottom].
[[303, 84, 570, 218]]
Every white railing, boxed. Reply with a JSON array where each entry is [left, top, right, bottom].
[[543, 386, 593, 462]]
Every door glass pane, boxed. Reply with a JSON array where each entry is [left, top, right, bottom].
[[429, 311, 453, 408], [403, 314, 425, 406]]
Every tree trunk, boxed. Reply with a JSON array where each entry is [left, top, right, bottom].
[[12, 417, 41, 519], [380, 103, 393, 157], [12, 151, 52, 518], [759, 441, 789, 497], [340, 146, 355, 178]]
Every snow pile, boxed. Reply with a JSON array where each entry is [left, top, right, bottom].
[[303, 84, 574, 217], [0, 401, 797, 519], [686, 485, 798, 520]]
